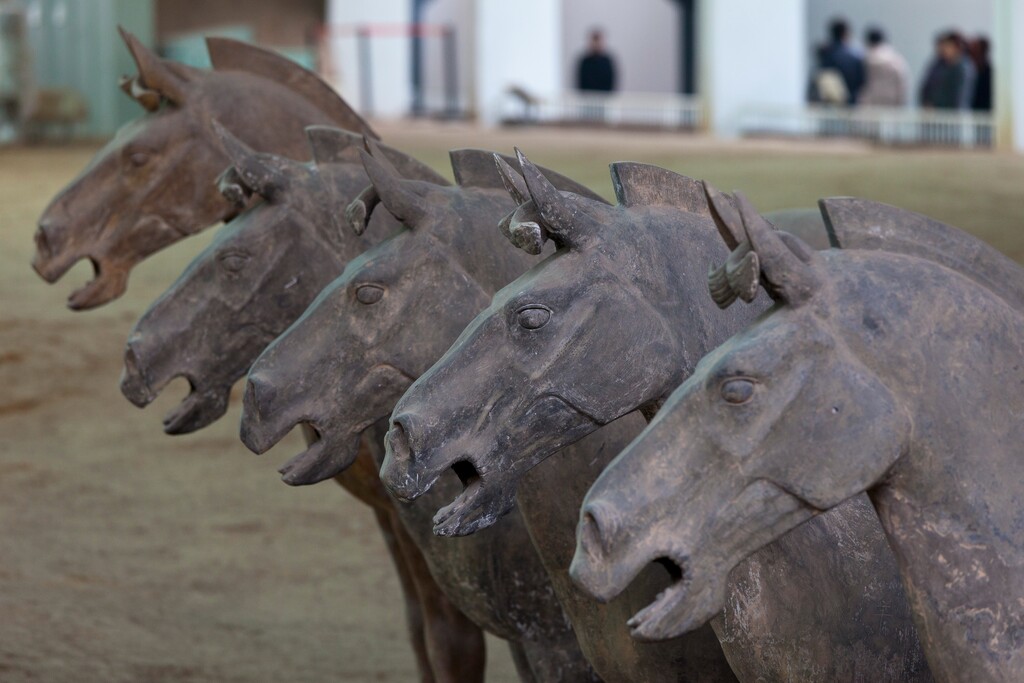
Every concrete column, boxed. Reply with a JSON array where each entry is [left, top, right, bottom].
[[995, 0, 1024, 152], [326, 0, 411, 118], [474, 0, 561, 125], [700, 0, 807, 137]]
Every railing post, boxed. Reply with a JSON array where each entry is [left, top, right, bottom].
[[442, 26, 459, 118], [357, 26, 373, 118]]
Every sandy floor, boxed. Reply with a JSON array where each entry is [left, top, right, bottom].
[[2, 124, 1023, 682]]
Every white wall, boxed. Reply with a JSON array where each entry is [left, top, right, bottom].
[[325, 0, 410, 118], [806, 0, 994, 102], [994, 0, 1024, 151], [702, 0, 807, 136], [421, 0, 475, 112], [475, 0, 561, 124], [561, 0, 680, 93]]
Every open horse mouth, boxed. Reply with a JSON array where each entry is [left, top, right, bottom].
[[32, 248, 124, 311], [625, 556, 693, 641], [160, 384, 229, 435], [277, 422, 331, 485], [430, 456, 518, 537], [121, 344, 228, 435], [239, 379, 360, 487]]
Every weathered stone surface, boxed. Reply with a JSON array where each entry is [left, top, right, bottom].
[[572, 190, 1024, 682], [383, 155, 932, 682], [238, 143, 620, 681], [118, 129, 488, 683], [33, 29, 374, 310]]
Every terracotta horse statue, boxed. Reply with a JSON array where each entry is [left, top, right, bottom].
[[238, 144, 739, 681], [34, 28, 374, 310], [381, 154, 932, 681], [119, 127, 489, 683], [570, 189, 1024, 682]]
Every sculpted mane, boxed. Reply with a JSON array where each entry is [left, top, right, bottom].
[[206, 37, 378, 140], [450, 149, 608, 203], [821, 198, 1024, 315], [610, 162, 711, 216]]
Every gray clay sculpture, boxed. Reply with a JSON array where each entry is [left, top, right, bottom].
[[381, 154, 932, 682], [570, 188, 1024, 682], [34, 29, 374, 309], [238, 144, 742, 681], [118, 128, 491, 683]]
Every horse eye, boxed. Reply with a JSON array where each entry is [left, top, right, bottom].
[[129, 152, 149, 168], [720, 378, 756, 405], [517, 305, 551, 330], [218, 252, 250, 273], [356, 284, 384, 305]]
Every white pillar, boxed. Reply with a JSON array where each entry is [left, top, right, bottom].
[[474, 0, 561, 125], [326, 0, 411, 118], [995, 0, 1024, 152], [700, 0, 807, 137]]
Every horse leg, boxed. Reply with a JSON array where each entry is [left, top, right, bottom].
[[511, 638, 600, 683], [390, 516, 487, 683], [370, 507, 436, 683], [506, 642, 539, 683]]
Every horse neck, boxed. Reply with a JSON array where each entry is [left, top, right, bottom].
[[615, 205, 772, 410], [201, 72, 335, 160], [834, 251, 1024, 675], [430, 188, 535, 296]]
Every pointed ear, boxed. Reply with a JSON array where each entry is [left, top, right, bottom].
[[702, 181, 745, 250], [119, 26, 190, 105], [359, 148, 431, 226], [212, 120, 288, 199], [215, 165, 253, 211], [735, 192, 820, 306], [117, 74, 161, 112], [516, 148, 596, 249], [305, 126, 364, 165], [493, 154, 529, 205], [346, 185, 379, 237]]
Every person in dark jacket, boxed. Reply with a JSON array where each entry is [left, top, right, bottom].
[[970, 36, 993, 112], [819, 19, 864, 105], [576, 30, 617, 92], [921, 31, 976, 110]]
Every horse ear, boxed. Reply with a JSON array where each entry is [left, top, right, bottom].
[[305, 126, 364, 165], [118, 26, 190, 106], [493, 154, 529, 205], [118, 74, 161, 112], [346, 184, 379, 237], [359, 146, 432, 226], [702, 181, 745, 250], [516, 148, 596, 249], [734, 192, 820, 306], [212, 120, 288, 199]]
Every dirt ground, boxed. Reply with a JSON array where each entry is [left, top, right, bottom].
[[2, 123, 1024, 682]]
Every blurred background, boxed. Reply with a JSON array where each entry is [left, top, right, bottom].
[[0, 0, 1020, 147], [1, 1, 1023, 682]]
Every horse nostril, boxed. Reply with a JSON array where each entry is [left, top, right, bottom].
[[34, 226, 52, 257], [120, 338, 155, 406], [580, 505, 612, 558], [243, 375, 267, 417], [386, 418, 414, 463]]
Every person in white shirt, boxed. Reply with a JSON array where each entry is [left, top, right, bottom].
[[859, 27, 909, 107]]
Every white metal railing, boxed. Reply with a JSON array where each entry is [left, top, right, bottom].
[[501, 91, 705, 130], [739, 105, 995, 148]]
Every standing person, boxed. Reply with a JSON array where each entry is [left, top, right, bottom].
[[921, 31, 976, 110], [819, 18, 864, 105], [576, 29, 617, 93], [859, 27, 909, 106], [970, 36, 993, 112]]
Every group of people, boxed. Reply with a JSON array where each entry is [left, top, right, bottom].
[[813, 18, 993, 112]]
